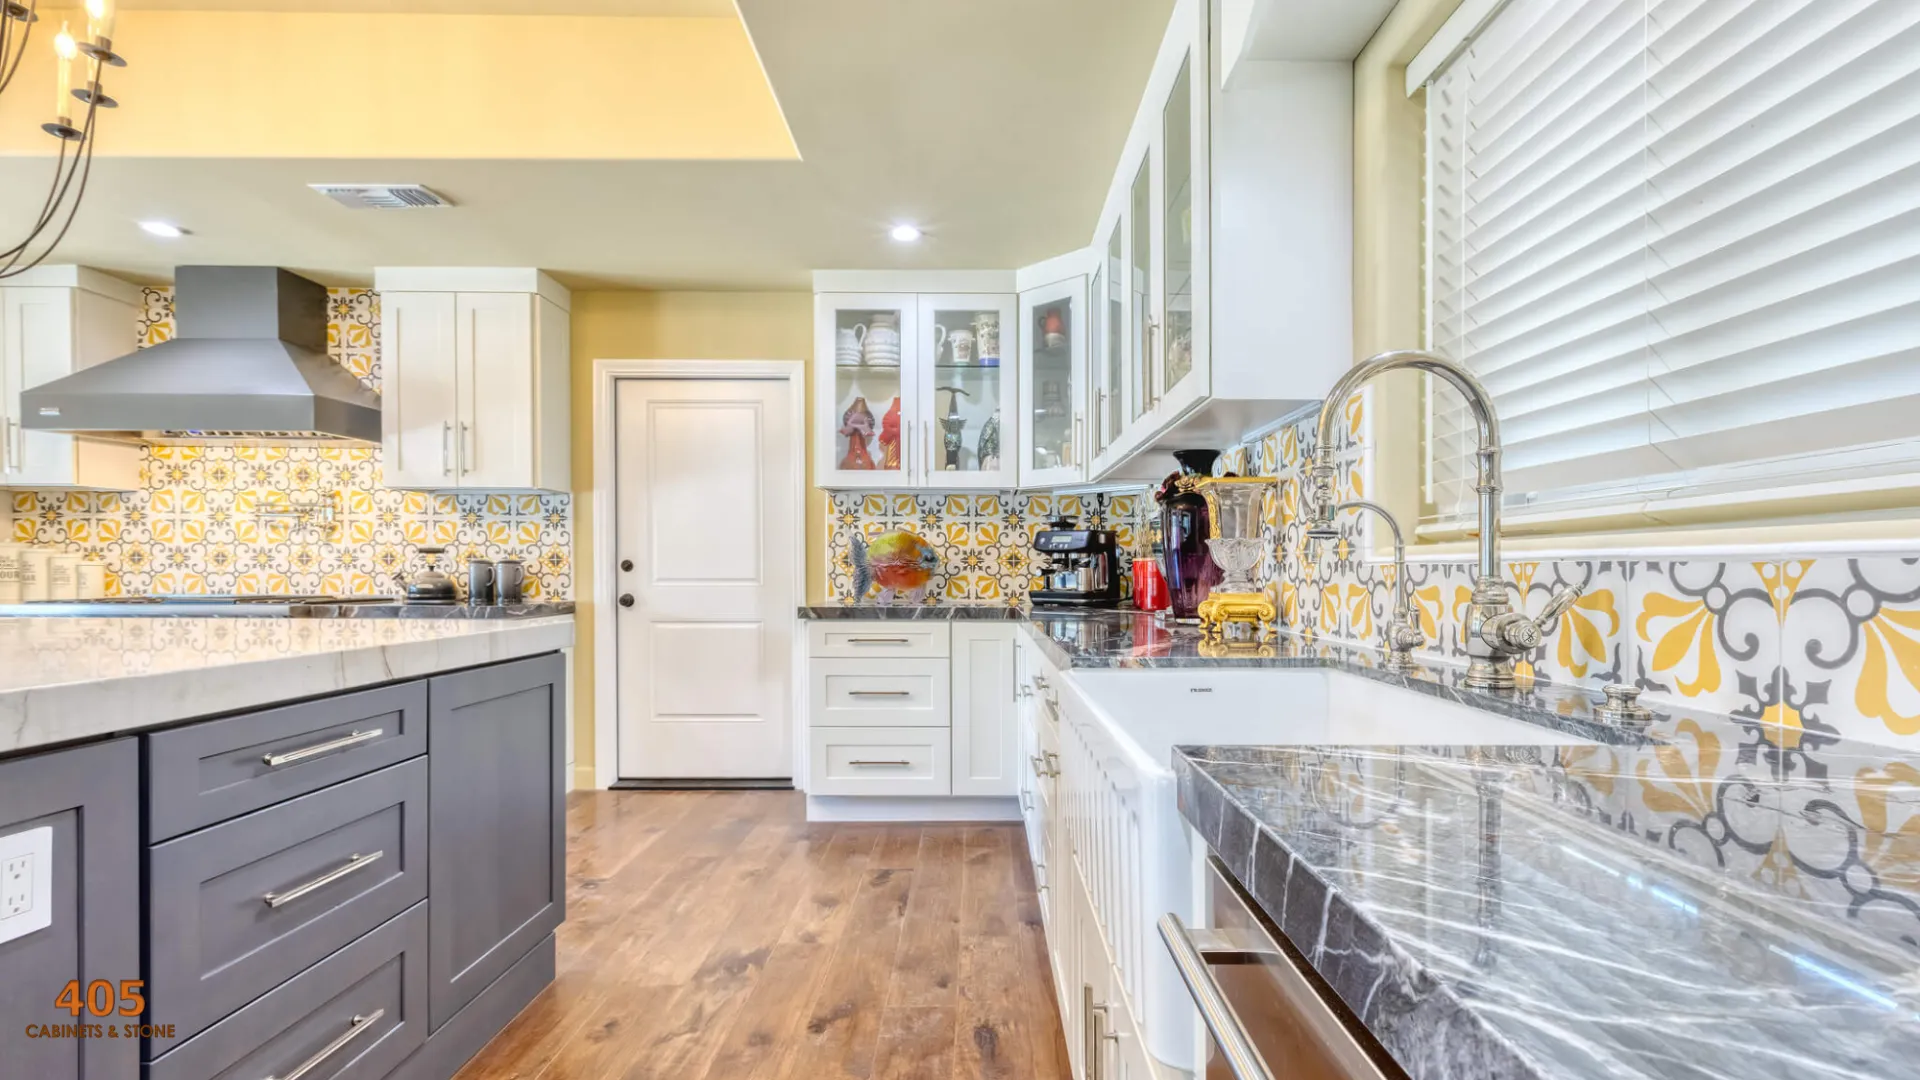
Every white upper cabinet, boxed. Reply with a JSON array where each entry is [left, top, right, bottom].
[[1087, 0, 1353, 481], [1017, 252, 1093, 488], [0, 267, 142, 491], [814, 272, 1018, 491], [375, 268, 571, 493]]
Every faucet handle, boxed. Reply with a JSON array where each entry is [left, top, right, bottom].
[[1533, 583, 1585, 630], [1597, 683, 1653, 726]]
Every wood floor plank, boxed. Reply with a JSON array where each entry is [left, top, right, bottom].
[[887, 827, 963, 1009], [453, 793, 1068, 1080], [785, 865, 915, 1079], [873, 1006, 958, 1080]]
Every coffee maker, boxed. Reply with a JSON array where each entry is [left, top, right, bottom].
[[1030, 518, 1122, 608]]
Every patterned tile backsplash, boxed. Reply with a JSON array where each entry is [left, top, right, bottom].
[[830, 388, 1920, 751], [8, 288, 573, 599]]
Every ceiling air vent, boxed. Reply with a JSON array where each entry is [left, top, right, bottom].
[[308, 183, 453, 210]]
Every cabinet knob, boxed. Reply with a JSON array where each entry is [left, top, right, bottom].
[[620, 559, 634, 572], [618, 594, 635, 608]]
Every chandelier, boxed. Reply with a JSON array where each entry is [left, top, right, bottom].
[[0, 0, 124, 279]]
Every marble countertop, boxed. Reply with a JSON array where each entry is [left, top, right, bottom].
[[1177, 736, 1920, 1080], [0, 615, 575, 757]]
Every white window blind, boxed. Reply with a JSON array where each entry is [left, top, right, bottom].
[[1421, 0, 1920, 531]]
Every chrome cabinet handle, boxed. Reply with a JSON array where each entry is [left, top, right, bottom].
[[1160, 914, 1273, 1080], [267, 1009, 385, 1080], [848, 689, 910, 697], [1044, 750, 1061, 775], [262, 728, 383, 768], [849, 759, 911, 767], [264, 851, 384, 909], [847, 636, 911, 644], [1030, 754, 1059, 779], [441, 420, 452, 476], [459, 421, 472, 476]]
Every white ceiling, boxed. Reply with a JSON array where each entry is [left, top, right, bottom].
[[0, 1, 1176, 289]]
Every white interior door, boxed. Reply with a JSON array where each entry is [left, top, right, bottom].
[[614, 376, 796, 780]]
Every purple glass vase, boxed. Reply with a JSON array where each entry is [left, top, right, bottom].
[[1157, 449, 1223, 621]]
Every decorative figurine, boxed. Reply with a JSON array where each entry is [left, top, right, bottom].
[[978, 413, 1000, 470], [937, 387, 971, 471], [838, 397, 876, 471], [851, 530, 940, 604], [877, 397, 902, 470]]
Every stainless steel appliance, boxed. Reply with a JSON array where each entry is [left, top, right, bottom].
[[1029, 518, 1121, 608], [1160, 857, 1401, 1080], [20, 266, 382, 445]]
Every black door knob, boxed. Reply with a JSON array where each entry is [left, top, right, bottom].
[[620, 559, 634, 572], [618, 594, 635, 608]]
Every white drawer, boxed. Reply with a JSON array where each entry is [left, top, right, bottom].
[[810, 658, 950, 727], [809, 621, 950, 658], [809, 726, 950, 796]]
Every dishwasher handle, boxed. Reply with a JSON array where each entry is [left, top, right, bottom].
[[1159, 913, 1275, 1080]]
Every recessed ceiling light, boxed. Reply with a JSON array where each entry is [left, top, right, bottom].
[[890, 224, 922, 243], [139, 221, 186, 238]]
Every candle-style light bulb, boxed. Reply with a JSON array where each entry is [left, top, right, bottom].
[[84, 0, 115, 44], [52, 22, 77, 122]]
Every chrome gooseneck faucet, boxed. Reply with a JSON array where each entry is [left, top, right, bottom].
[[1304, 350, 1582, 690], [1323, 499, 1424, 670]]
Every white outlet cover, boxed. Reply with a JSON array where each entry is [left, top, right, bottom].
[[0, 826, 53, 944]]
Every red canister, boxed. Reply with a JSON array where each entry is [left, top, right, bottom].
[[1131, 557, 1170, 612]]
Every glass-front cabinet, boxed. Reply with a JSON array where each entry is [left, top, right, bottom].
[[1161, 55, 1196, 398], [1018, 271, 1088, 488], [1094, 220, 1127, 459], [814, 290, 1016, 490]]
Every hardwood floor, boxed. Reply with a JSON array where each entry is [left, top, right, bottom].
[[454, 790, 1071, 1080]]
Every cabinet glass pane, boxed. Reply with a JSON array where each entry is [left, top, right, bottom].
[[1130, 157, 1152, 421], [832, 307, 905, 477], [928, 307, 1004, 475], [1163, 56, 1194, 392], [1104, 224, 1125, 447], [1030, 295, 1077, 473]]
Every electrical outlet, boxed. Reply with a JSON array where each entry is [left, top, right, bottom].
[[0, 826, 53, 945]]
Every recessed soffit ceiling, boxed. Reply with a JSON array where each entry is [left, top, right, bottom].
[[0, 0, 1174, 289]]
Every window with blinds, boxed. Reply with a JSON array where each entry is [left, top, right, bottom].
[[1418, 0, 1920, 533]]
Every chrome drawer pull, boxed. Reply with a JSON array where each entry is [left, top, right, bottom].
[[848, 759, 912, 767], [268, 1008, 385, 1080], [847, 690, 911, 697], [847, 636, 911, 644], [262, 728, 383, 768], [1160, 914, 1274, 1080], [264, 851, 384, 909]]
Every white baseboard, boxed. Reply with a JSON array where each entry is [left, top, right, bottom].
[[805, 795, 1022, 823]]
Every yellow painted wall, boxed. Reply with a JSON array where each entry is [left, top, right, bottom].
[[0, 12, 795, 159], [567, 291, 819, 783]]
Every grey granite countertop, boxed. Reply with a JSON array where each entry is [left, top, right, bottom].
[[297, 601, 576, 619], [1176, 733, 1920, 1080], [798, 603, 1036, 621]]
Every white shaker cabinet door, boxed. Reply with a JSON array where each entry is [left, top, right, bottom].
[[3, 287, 75, 485], [455, 291, 535, 489], [951, 623, 1017, 797], [380, 291, 459, 489]]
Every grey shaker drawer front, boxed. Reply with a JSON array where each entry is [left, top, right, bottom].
[[147, 679, 428, 842], [146, 902, 428, 1080], [147, 758, 428, 1052]]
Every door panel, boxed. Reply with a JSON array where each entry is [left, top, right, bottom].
[[4, 288, 75, 484], [615, 377, 797, 779], [917, 294, 1018, 489], [381, 292, 458, 488], [456, 292, 534, 488], [816, 293, 918, 487]]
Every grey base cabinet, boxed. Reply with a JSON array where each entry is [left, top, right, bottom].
[[426, 652, 566, 1032], [0, 738, 140, 1080]]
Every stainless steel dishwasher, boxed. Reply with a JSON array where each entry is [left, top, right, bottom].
[[1160, 857, 1406, 1080]]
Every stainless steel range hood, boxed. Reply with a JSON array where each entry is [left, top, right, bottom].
[[21, 266, 382, 445]]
